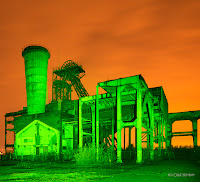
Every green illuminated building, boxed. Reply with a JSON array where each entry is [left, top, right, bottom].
[[4, 45, 199, 163]]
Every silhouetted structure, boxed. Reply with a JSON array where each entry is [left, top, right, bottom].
[[4, 45, 199, 164]]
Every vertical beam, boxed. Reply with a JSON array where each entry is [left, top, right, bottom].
[[15, 133, 18, 158], [57, 129, 60, 160], [147, 116, 150, 149], [129, 127, 132, 159], [96, 85, 100, 161], [91, 105, 96, 146], [155, 122, 158, 137], [123, 127, 125, 159], [158, 119, 161, 157], [149, 99, 154, 161], [136, 80, 142, 164], [124, 127, 126, 150], [170, 123, 172, 148], [117, 86, 122, 163], [111, 117, 115, 151], [165, 121, 172, 151], [129, 127, 131, 148], [135, 127, 137, 149], [165, 119, 168, 150], [78, 98, 83, 148], [62, 83, 64, 100], [192, 119, 198, 148], [52, 71, 54, 101], [46, 78, 48, 104], [5, 117, 7, 153], [163, 119, 165, 150], [146, 98, 150, 152], [70, 88, 71, 100], [14, 131, 16, 153], [161, 117, 164, 149], [58, 99, 62, 160], [55, 86, 58, 101]]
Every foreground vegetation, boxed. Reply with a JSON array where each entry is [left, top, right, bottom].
[[0, 146, 199, 181], [0, 158, 199, 181], [1, 145, 199, 163]]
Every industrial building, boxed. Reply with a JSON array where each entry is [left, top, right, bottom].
[[5, 45, 199, 163]]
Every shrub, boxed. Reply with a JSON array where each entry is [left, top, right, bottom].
[[74, 144, 96, 165], [63, 147, 74, 161], [98, 144, 116, 165], [74, 143, 116, 166], [142, 148, 150, 161], [14, 162, 33, 169]]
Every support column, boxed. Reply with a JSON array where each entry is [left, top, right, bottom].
[[135, 127, 137, 148], [192, 119, 198, 148], [129, 127, 131, 148], [96, 85, 100, 161], [165, 119, 168, 150], [5, 117, 7, 154], [147, 117, 150, 149], [62, 82, 64, 100], [52, 71, 54, 101], [161, 117, 164, 149], [169, 123, 172, 147], [78, 99, 83, 148], [123, 127, 126, 159], [158, 119, 161, 157], [117, 86, 122, 163], [91, 105, 95, 146], [146, 96, 150, 150], [14, 133, 17, 159], [149, 99, 154, 161], [129, 127, 132, 159], [165, 121, 172, 151], [111, 117, 115, 151], [136, 80, 142, 164], [58, 99, 62, 161], [124, 127, 126, 150]]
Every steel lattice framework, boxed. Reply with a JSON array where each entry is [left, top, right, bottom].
[[52, 60, 89, 101]]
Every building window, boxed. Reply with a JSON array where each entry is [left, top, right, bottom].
[[43, 146, 48, 154], [36, 147, 40, 155], [24, 138, 33, 143]]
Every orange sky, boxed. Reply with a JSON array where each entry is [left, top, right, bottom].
[[0, 0, 200, 152]]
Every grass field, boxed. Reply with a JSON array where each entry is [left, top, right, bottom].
[[0, 159, 199, 181], [0, 147, 200, 181]]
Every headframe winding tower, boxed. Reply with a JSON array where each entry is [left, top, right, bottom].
[[52, 60, 89, 101]]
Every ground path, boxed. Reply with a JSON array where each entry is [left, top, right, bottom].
[[97, 160, 200, 182]]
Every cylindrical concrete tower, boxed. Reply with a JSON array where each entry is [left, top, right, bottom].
[[22, 45, 50, 115]]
